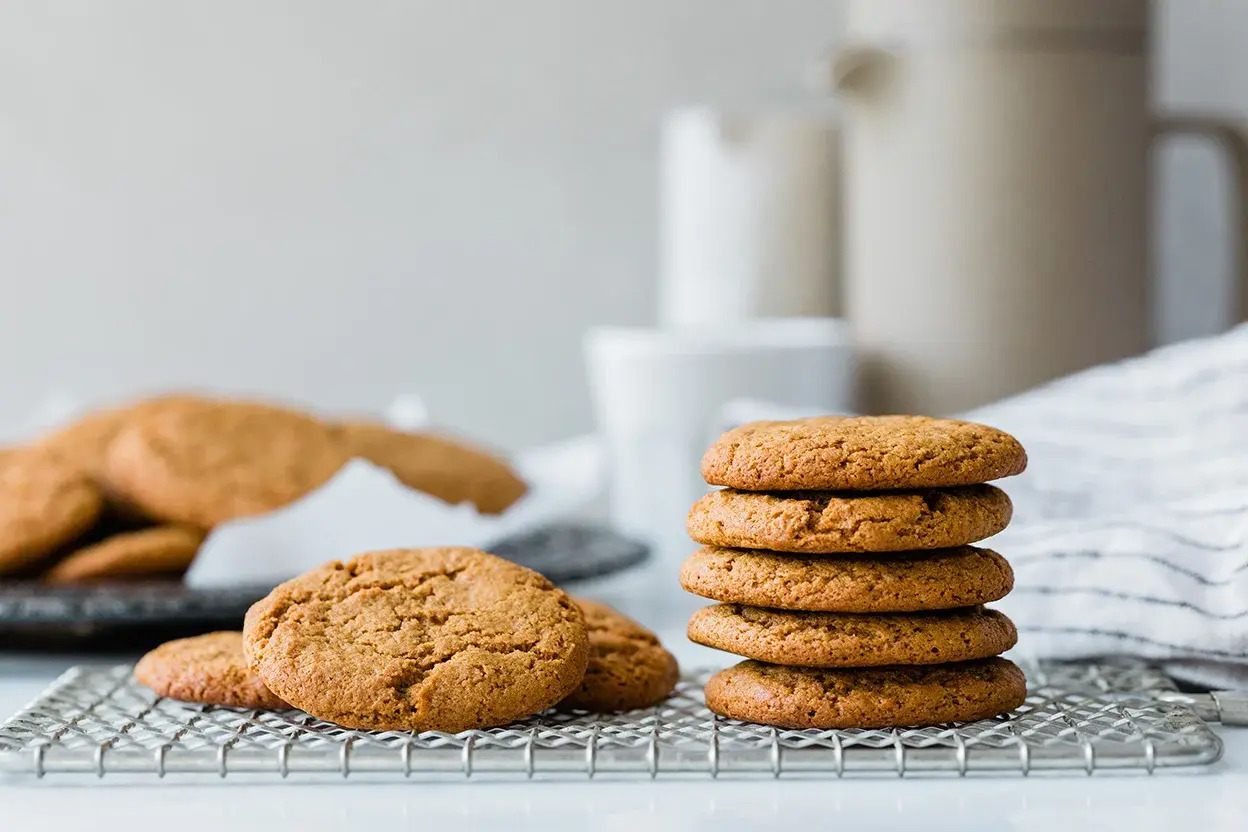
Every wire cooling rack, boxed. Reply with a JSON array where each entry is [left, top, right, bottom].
[[0, 660, 1222, 781]]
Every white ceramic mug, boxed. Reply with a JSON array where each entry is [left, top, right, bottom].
[[584, 319, 854, 561]]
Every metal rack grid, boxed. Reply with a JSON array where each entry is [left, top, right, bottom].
[[0, 659, 1222, 780]]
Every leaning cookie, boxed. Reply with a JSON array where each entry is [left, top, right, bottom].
[[105, 400, 351, 527], [335, 422, 527, 515], [687, 604, 1017, 667], [704, 658, 1027, 729], [243, 547, 589, 732], [31, 398, 167, 482], [558, 598, 679, 712], [687, 485, 1012, 553], [43, 525, 206, 584], [135, 632, 286, 709], [32, 394, 208, 518]]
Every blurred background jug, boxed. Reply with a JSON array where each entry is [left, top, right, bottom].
[[827, 0, 1248, 414]]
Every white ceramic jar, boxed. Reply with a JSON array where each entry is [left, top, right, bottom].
[[828, 0, 1248, 413]]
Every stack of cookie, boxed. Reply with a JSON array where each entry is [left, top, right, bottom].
[[679, 415, 1030, 729], [0, 395, 528, 583]]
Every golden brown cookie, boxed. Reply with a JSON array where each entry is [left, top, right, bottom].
[[687, 604, 1016, 667], [679, 546, 1013, 612], [336, 422, 527, 514], [135, 631, 287, 709], [0, 451, 102, 575], [704, 658, 1027, 729], [559, 598, 679, 712], [243, 547, 589, 732], [702, 415, 1026, 491], [686, 485, 1011, 553], [105, 401, 351, 527], [32, 395, 207, 517], [43, 525, 206, 584], [33, 405, 138, 480]]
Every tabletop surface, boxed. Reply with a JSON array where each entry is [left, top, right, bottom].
[[2, 576, 1246, 831]]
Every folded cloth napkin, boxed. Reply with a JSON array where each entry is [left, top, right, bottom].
[[723, 324, 1248, 689], [965, 324, 1248, 689]]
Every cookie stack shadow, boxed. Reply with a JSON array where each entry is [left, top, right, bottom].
[[679, 415, 1030, 730]]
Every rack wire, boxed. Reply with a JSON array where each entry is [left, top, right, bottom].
[[0, 659, 1222, 781]]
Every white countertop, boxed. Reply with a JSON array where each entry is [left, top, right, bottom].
[[2, 575, 1246, 830], [4, 645, 1247, 831]]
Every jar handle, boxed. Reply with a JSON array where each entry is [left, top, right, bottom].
[[809, 45, 893, 95], [1154, 115, 1248, 324]]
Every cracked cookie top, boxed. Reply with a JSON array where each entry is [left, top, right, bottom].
[[242, 547, 589, 732], [701, 415, 1026, 491], [686, 485, 1012, 553]]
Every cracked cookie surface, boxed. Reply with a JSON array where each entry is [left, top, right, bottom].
[[687, 604, 1016, 667], [136, 631, 286, 709], [686, 485, 1011, 553], [243, 547, 589, 732], [704, 658, 1027, 729], [701, 415, 1026, 491], [559, 598, 679, 713], [679, 545, 1013, 612]]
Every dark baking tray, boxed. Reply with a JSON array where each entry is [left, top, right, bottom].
[[0, 523, 647, 648]]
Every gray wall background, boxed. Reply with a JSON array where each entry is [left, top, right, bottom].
[[0, 1, 1241, 449]]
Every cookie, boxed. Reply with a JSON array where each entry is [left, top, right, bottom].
[[687, 604, 1016, 667], [701, 415, 1026, 491], [43, 525, 206, 584], [135, 631, 287, 709], [243, 547, 589, 732], [704, 658, 1027, 729], [680, 546, 1013, 612], [33, 404, 140, 481], [0, 451, 102, 575], [32, 395, 206, 516], [687, 485, 1011, 553], [105, 401, 351, 527], [336, 422, 527, 514], [559, 598, 679, 712]]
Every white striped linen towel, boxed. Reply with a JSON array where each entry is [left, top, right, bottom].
[[965, 323, 1248, 688], [721, 323, 1248, 688]]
